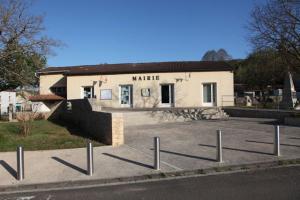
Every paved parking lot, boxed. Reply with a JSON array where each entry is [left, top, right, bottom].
[[0, 117, 299, 187], [125, 117, 300, 170]]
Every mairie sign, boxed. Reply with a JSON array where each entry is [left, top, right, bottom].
[[132, 75, 159, 81]]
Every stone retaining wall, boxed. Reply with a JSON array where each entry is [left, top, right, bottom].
[[60, 100, 124, 147], [284, 117, 300, 126], [223, 107, 300, 122]]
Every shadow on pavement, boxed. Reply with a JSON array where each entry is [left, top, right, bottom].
[[102, 153, 153, 169], [150, 148, 216, 162], [246, 140, 300, 148], [0, 160, 17, 179], [288, 137, 300, 140], [52, 156, 87, 174], [198, 144, 274, 156], [257, 120, 280, 125]]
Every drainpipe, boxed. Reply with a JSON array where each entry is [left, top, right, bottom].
[[34, 72, 40, 95]]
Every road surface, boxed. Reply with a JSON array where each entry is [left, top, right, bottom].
[[1, 166, 300, 200]]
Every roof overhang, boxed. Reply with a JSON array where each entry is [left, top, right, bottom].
[[37, 61, 233, 76], [29, 94, 65, 101]]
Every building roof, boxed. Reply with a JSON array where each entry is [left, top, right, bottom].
[[38, 61, 233, 76], [29, 94, 65, 101], [0, 90, 16, 93]]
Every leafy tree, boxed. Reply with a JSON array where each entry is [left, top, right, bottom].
[[236, 49, 285, 93], [226, 59, 244, 83], [248, 0, 300, 70], [0, 0, 60, 90]]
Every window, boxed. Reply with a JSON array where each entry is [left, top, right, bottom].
[[16, 103, 22, 112], [161, 84, 174, 105], [141, 88, 150, 97], [100, 89, 112, 100], [51, 87, 66, 97], [202, 83, 217, 107], [120, 85, 133, 106], [83, 87, 93, 99]]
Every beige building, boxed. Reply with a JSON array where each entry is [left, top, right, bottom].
[[36, 61, 234, 108]]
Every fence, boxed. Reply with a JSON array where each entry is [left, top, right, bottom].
[[221, 94, 296, 110]]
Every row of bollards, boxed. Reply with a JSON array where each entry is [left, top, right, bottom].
[[154, 137, 160, 170], [87, 141, 94, 176], [216, 130, 223, 163], [14, 125, 281, 181], [17, 146, 24, 181], [274, 125, 280, 156], [15, 141, 94, 181], [153, 125, 281, 168], [215, 125, 281, 163]]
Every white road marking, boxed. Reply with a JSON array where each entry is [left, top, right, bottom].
[[45, 194, 53, 200], [16, 196, 35, 200]]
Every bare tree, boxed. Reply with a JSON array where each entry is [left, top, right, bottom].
[[17, 103, 44, 137], [248, 0, 300, 70], [0, 0, 61, 89]]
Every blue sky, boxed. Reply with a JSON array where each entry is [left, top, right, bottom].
[[31, 0, 263, 67]]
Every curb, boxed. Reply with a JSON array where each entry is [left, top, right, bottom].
[[0, 158, 300, 194]]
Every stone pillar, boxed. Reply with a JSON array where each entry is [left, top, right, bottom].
[[281, 72, 297, 109], [8, 104, 13, 121], [245, 96, 252, 107], [111, 113, 124, 147]]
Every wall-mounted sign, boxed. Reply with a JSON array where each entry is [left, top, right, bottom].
[[141, 88, 151, 97], [132, 75, 159, 81], [100, 89, 112, 100]]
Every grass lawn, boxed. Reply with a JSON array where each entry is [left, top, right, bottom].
[[0, 120, 103, 152]]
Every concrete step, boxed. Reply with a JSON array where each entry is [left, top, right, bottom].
[[123, 108, 229, 127]]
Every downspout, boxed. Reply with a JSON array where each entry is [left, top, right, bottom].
[[35, 72, 40, 95]]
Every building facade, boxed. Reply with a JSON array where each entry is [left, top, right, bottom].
[[37, 61, 234, 108], [0, 91, 16, 115]]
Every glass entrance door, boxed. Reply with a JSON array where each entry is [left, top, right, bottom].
[[203, 83, 216, 107], [161, 84, 174, 107], [120, 85, 133, 107]]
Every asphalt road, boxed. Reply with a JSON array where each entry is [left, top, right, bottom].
[[1, 166, 300, 200]]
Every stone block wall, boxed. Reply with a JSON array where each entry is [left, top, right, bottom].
[[60, 99, 124, 146], [223, 107, 300, 122], [284, 117, 300, 127], [111, 113, 124, 147]]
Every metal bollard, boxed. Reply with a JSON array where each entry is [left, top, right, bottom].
[[154, 137, 160, 170], [17, 146, 24, 181], [274, 125, 280, 156], [216, 130, 223, 163], [87, 141, 94, 176]]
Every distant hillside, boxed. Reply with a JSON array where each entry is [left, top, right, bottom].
[[202, 49, 232, 61]]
